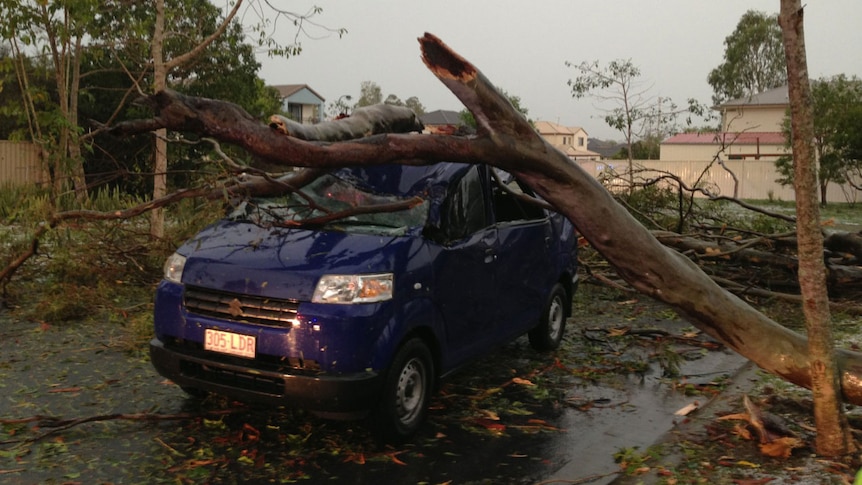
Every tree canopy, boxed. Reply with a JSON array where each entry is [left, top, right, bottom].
[[775, 74, 862, 204], [708, 10, 787, 105], [353, 81, 426, 115]]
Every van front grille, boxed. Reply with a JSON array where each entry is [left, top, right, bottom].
[[184, 286, 300, 327], [179, 360, 284, 396]]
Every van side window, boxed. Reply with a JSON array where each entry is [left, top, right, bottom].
[[438, 166, 488, 241], [491, 172, 546, 222]]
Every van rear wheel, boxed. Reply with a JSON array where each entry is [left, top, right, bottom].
[[529, 283, 568, 351], [373, 338, 434, 443]]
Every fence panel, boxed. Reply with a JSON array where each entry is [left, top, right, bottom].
[[0, 141, 45, 186], [577, 159, 856, 203]]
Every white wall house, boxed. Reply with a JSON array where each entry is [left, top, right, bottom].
[[272, 84, 326, 124], [661, 86, 790, 162], [534, 121, 600, 160]]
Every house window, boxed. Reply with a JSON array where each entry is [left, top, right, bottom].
[[578, 137, 584, 147], [287, 103, 303, 122]]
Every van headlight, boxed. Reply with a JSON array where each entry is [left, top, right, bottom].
[[163, 252, 186, 284], [312, 273, 393, 304]]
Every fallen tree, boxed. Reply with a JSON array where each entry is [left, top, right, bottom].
[[62, 33, 862, 405], [653, 230, 862, 299]]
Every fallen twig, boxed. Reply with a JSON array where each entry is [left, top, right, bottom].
[[0, 408, 247, 446]]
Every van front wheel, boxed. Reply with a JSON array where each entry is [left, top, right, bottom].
[[374, 338, 434, 443], [529, 283, 568, 351]]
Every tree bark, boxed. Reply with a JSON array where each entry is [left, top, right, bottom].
[[150, 0, 168, 239], [111, 33, 862, 408], [148, 0, 245, 239], [269, 104, 424, 141], [779, 1, 854, 456]]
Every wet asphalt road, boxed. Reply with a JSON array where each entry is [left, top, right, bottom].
[[0, 290, 749, 484]]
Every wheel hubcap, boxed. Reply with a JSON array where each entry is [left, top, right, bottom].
[[395, 358, 425, 424], [548, 296, 564, 339]]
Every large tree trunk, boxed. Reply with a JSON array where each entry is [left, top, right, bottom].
[[150, 0, 168, 239], [111, 33, 862, 407], [779, 1, 854, 456], [148, 0, 244, 239]]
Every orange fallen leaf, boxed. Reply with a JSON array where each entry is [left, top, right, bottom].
[[718, 412, 750, 421], [511, 377, 534, 386], [386, 452, 407, 466], [473, 418, 506, 431], [759, 437, 803, 458], [732, 423, 753, 441], [343, 452, 365, 465]]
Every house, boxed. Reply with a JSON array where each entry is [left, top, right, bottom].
[[272, 84, 325, 124], [419, 110, 467, 134], [534, 121, 601, 161], [660, 131, 788, 161], [661, 86, 789, 161], [718, 85, 789, 133]]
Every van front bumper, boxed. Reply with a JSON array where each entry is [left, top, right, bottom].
[[150, 338, 384, 418]]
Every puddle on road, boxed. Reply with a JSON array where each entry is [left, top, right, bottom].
[[0, 294, 747, 484]]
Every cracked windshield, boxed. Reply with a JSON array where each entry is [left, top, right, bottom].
[[228, 173, 429, 236]]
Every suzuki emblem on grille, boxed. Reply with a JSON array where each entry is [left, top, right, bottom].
[[227, 298, 243, 317]]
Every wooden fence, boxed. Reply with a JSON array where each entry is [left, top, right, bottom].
[[2, 140, 860, 203], [0, 141, 46, 186], [576, 159, 861, 204]]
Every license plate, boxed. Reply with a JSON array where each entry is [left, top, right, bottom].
[[204, 329, 256, 359]]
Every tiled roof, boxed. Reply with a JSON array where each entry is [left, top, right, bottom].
[[535, 121, 574, 135], [720, 86, 789, 108], [663, 132, 787, 145], [554, 145, 601, 158], [271, 84, 326, 101], [535, 121, 586, 136], [420, 110, 463, 125]]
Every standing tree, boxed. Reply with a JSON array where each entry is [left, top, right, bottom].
[[354, 82, 425, 115], [778, 0, 855, 457], [708, 10, 786, 105], [1, 0, 100, 200], [567, 59, 696, 188], [404, 96, 426, 116], [775, 74, 862, 205], [149, 0, 244, 239], [77, 1, 284, 195], [148, 0, 344, 238], [354, 81, 384, 108]]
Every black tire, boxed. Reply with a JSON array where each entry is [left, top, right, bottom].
[[529, 283, 568, 351], [373, 338, 434, 443]]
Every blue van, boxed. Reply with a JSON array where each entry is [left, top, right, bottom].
[[150, 162, 578, 441]]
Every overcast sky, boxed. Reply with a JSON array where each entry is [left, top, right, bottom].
[[253, 1, 862, 140]]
